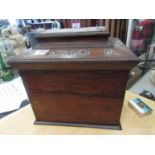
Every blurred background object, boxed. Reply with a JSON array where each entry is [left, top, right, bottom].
[[1, 25, 29, 55], [130, 19, 154, 56]]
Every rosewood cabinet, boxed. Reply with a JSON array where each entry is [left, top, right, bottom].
[[8, 27, 138, 129]]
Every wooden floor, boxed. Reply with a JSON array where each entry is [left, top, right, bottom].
[[0, 91, 155, 135]]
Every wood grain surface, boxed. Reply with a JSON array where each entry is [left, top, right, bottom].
[[0, 91, 154, 135], [20, 70, 128, 127]]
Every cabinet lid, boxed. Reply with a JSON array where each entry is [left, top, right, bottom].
[[34, 27, 109, 38], [8, 28, 138, 70]]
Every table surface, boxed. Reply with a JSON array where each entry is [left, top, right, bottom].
[[0, 91, 155, 135]]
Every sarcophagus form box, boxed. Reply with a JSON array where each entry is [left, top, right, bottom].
[[8, 27, 138, 129]]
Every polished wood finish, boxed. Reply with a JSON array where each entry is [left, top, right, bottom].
[[21, 70, 128, 98], [32, 94, 122, 127], [21, 70, 128, 127], [0, 91, 155, 134], [8, 27, 138, 129]]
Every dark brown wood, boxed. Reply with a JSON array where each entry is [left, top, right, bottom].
[[35, 36, 109, 48], [20, 70, 128, 127], [29, 93, 124, 124], [21, 70, 128, 98], [8, 27, 138, 129], [34, 121, 122, 130], [9, 61, 138, 71]]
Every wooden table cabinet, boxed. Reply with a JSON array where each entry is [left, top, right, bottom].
[[8, 27, 138, 129]]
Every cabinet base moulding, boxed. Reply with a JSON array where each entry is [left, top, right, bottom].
[[34, 121, 122, 130]]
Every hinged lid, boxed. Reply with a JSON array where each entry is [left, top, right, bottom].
[[35, 26, 110, 38], [8, 27, 138, 70]]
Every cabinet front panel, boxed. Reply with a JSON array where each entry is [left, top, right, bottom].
[[29, 92, 124, 125], [21, 70, 128, 98]]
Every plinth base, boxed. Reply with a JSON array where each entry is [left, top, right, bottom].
[[34, 120, 122, 130]]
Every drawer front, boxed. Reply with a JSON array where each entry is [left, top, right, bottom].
[[21, 70, 128, 98], [29, 92, 124, 125]]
